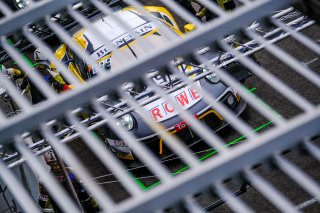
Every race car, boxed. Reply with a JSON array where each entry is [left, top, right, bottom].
[[53, 5, 252, 161]]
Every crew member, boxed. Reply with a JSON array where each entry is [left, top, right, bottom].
[[32, 47, 71, 103], [5, 48, 71, 105], [39, 150, 100, 213]]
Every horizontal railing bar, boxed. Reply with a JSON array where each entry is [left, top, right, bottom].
[[0, 0, 296, 145], [114, 108, 320, 213], [0, 0, 79, 35]]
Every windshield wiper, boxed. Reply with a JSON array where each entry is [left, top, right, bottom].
[[122, 38, 137, 58]]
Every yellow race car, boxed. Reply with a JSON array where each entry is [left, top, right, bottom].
[[54, 5, 185, 82], [53, 4, 251, 161]]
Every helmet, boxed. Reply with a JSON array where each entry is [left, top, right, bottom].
[[34, 47, 51, 66], [0, 64, 7, 75]]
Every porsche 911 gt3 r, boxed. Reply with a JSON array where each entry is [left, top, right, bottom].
[[54, 5, 251, 161]]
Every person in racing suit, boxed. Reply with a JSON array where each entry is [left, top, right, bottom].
[[176, 0, 207, 20], [177, 0, 237, 20], [0, 64, 21, 116], [39, 149, 100, 213], [5, 48, 71, 105], [31, 47, 71, 104]]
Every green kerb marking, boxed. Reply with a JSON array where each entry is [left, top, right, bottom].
[[134, 119, 273, 190], [172, 165, 190, 176], [144, 181, 162, 190], [133, 175, 149, 190], [132, 86, 277, 190], [245, 86, 281, 118]]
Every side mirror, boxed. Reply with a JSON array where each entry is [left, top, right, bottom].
[[184, 23, 196, 33]]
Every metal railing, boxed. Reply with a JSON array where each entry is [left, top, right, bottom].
[[0, 0, 319, 212]]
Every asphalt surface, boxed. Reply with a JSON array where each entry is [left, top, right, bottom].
[[67, 2, 320, 212], [2, 1, 320, 212]]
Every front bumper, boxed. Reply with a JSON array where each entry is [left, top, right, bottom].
[[108, 93, 247, 161]]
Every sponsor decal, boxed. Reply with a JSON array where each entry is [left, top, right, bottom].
[[113, 140, 128, 147], [108, 138, 128, 147], [174, 121, 188, 132], [174, 114, 200, 132], [145, 86, 202, 122], [90, 22, 157, 60]]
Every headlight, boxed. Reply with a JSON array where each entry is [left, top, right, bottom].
[[227, 94, 236, 106], [205, 73, 220, 84], [14, 0, 30, 9], [116, 114, 134, 131]]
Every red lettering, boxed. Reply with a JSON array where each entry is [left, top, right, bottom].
[[150, 107, 163, 121], [174, 121, 188, 132], [176, 92, 189, 107], [163, 102, 174, 113], [189, 88, 200, 100]]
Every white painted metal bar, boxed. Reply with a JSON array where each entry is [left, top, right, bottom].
[[303, 139, 320, 162], [219, 40, 316, 112], [238, 0, 250, 5], [274, 155, 320, 203], [118, 109, 320, 213], [0, 1, 13, 17], [194, 53, 285, 126], [183, 195, 205, 213], [246, 30, 320, 88], [244, 169, 300, 213], [0, 36, 57, 100], [67, 110, 167, 191], [222, 16, 315, 69], [0, 106, 8, 122], [123, 0, 179, 40], [144, 76, 229, 153], [0, 0, 298, 145], [45, 18, 107, 78], [0, 0, 79, 35], [92, 101, 174, 181], [167, 63, 257, 139], [89, 0, 153, 52], [67, 6, 128, 63], [213, 183, 254, 213], [0, 71, 32, 112], [157, 0, 203, 26], [0, 0, 319, 212], [270, 18, 320, 55], [196, 0, 227, 17], [14, 136, 81, 213], [23, 28, 83, 87], [0, 160, 41, 213], [4, 109, 133, 167], [40, 123, 115, 212], [119, 90, 200, 168], [272, 7, 296, 19]]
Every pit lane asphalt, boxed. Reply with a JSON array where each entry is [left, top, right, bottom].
[[3, 2, 319, 212], [69, 5, 320, 212], [68, 22, 320, 211]]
